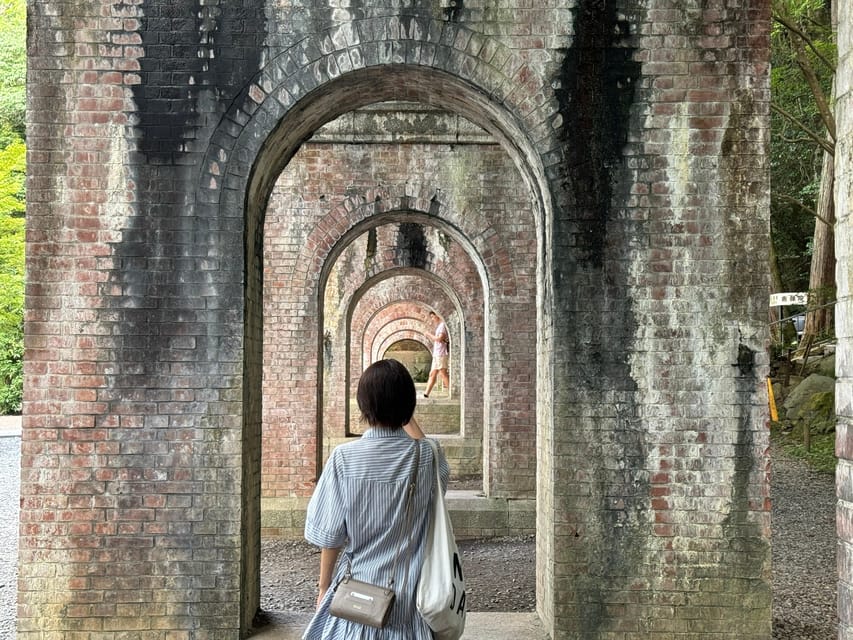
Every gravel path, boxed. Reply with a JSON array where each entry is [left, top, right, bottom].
[[259, 535, 538, 614], [770, 440, 838, 639], [0, 435, 839, 638], [0, 437, 19, 640]]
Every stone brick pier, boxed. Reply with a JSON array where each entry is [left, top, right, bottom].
[[21, 1, 853, 639]]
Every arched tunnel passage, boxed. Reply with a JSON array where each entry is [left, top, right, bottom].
[[255, 91, 541, 635], [18, 5, 784, 639]]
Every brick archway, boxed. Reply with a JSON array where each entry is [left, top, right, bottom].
[[264, 177, 534, 485], [325, 223, 479, 429], [252, 89, 543, 638], [263, 194, 519, 482], [212, 13, 775, 634], [376, 330, 431, 364], [21, 4, 782, 638], [352, 280, 473, 437], [261, 114, 538, 630], [358, 302, 432, 367], [343, 270, 468, 433], [190, 19, 552, 632]]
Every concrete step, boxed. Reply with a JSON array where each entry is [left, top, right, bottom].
[[0, 415, 20, 437], [261, 491, 535, 539], [248, 612, 550, 639]]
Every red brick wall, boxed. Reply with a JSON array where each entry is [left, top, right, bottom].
[[21, 3, 774, 638], [262, 141, 536, 498]]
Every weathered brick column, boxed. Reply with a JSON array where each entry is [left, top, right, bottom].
[[21, 1, 773, 638], [22, 1, 267, 636], [541, 0, 773, 634], [835, 2, 853, 637]]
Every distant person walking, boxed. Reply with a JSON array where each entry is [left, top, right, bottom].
[[423, 311, 449, 398]]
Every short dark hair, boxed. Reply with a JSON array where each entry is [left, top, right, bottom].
[[357, 359, 416, 429]]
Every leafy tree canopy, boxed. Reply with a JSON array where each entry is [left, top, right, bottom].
[[0, 140, 24, 337], [770, 0, 836, 291], [0, 0, 25, 139], [0, 0, 23, 412]]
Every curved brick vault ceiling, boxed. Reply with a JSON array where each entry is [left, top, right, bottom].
[[362, 302, 434, 364], [235, 67, 551, 238]]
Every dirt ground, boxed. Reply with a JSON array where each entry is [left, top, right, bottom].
[[259, 442, 839, 640], [260, 535, 537, 614]]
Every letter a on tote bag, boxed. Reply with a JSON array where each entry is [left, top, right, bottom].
[[417, 439, 466, 640]]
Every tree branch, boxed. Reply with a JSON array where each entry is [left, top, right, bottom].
[[772, 8, 836, 74], [773, 193, 833, 226], [770, 102, 835, 155], [779, 133, 819, 145], [793, 43, 836, 141]]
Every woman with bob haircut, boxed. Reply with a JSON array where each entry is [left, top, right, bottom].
[[302, 358, 450, 640]]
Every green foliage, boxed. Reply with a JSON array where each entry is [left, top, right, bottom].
[[0, 138, 24, 215], [771, 424, 837, 474], [0, 141, 24, 318], [0, 0, 25, 138], [0, 136, 24, 414], [770, 0, 836, 291], [0, 331, 21, 414], [0, 0, 26, 414]]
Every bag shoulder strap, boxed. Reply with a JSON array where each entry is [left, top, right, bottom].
[[388, 441, 420, 583], [424, 438, 442, 493]]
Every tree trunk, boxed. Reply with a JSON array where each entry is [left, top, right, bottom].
[[769, 240, 784, 343], [802, 1, 837, 341], [803, 146, 835, 339]]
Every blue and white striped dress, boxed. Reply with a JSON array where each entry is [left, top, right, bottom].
[[302, 427, 450, 640]]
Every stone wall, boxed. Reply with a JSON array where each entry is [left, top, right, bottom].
[[261, 131, 537, 501], [835, 2, 853, 638], [21, 1, 774, 638]]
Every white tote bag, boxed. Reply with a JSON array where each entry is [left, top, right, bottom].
[[416, 439, 466, 640]]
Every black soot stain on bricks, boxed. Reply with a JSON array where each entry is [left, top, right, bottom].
[[131, 0, 265, 160], [550, 2, 649, 635], [114, 1, 266, 365], [554, 0, 641, 268], [396, 222, 429, 269]]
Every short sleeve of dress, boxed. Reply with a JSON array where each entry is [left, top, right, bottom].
[[304, 449, 348, 549]]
